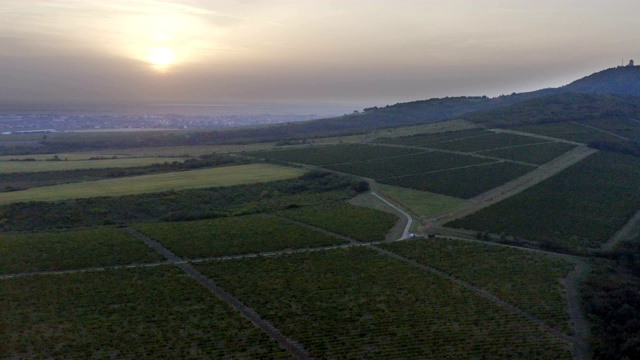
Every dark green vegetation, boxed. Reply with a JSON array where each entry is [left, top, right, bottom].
[[422, 133, 543, 153], [478, 142, 576, 164], [196, 248, 572, 359], [0, 266, 291, 359], [374, 129, 490, 147], [379, 238, 576, 333], [447, 152, 640, 252], [512, 121, 625, 144], [133, 214, 347, 259], [582, 238, 640, 360], [0, 172, 361, 232], [380, 162, 534, 199], [278, 202, 398, 242], [0, 227, 163, 274], [0, 153, 248, 192], [328, 151, 490, 179], [249, 143, 420, 165]]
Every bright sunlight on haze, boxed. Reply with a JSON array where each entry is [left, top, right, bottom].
[[1, 0, 639, 105]]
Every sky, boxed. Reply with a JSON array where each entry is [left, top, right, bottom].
[[1, 0, 639, 110]]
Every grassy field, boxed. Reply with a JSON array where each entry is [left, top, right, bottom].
[[0, 164, 305, 205], [380, 238, 576, 333], [197, 248, 572, 359], [0, 157, 189, 173], [133, 214, 347, 259], [374, 183, 466, 218], [0, 266, 290, 359], [0, 227, 163, 274]]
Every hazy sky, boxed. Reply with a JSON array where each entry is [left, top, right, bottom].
[[1, 0, 639, 108]]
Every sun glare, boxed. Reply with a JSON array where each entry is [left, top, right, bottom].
[[148, 47, 175, 71]]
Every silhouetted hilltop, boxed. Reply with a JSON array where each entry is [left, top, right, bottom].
[[559, 64, 640, 96]]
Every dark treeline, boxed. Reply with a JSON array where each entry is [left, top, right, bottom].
[[0, 154, 249, 192], [583, 238, 640, 359], [0, 171, 367, 232]]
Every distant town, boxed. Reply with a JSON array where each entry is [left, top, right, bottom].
[[0, 112, 324, 134]]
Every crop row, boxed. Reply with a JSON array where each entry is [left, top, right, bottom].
[[0, 266, 290, 359], [133, 214, 347, 259], [248, 144, 421, 166], [277, 202, 399, 242], [380, 162, 535, 199], [379, 238, 576, 333], [427, 133, 544, 153], [327, 151, 491, 179], [447, 151, 640, 252], [0, 227, 163, 274], [197, 247, 572, 359], [478, 142, 576, 165], [374, 129, 491, 147], [512, 122, 621, 144]]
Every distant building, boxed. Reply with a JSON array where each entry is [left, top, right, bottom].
[[629, 59, 635, 67]]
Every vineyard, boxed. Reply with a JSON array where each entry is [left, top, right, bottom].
[[0, 227, 163, 274], [379, 161, 535, 199], [379, 238, 576, 333], [447, 151, 640, 252], [425, 133, 543, 153], [511, 122, 622, 144], [132, 214, 347, 259], [374, 129, 491, 147], [196, 247, 572, 359], [0, 266, 290, 359], [477, 142, 576, 164], [327, 151, 491, 179], [248, 143, 421, 165], [278, 202, 399, 242]]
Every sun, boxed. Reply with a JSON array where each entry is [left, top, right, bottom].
[[148, 47, 175, 71]]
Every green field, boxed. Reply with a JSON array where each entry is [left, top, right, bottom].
[[0, 164, 305, 205], [374, 183, 466, 218], [478, 142, 576, 164], [0, 153, 131, 161], [278, 202, 399, 242], [511, 122, 623, 144], [248, 144, 422, 166], [0, 227, 163, 274], [380, 238, 576, 333], [327, 151, 491, 179], [0, 266, 290, 359], [197, 248, 572, 359], [380, 162, 535, 199], [428, 133, 543, 152], [0, 157, 189, 173], [447, 151, 640, 251], [133, 214, 347, 259], [374, 129, 491, 147]]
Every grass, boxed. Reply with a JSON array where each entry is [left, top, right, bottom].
[[0, 266, 291, 359], [0, 157, 189, 173], [374, 183, 466, 218], [0, 227, 163, 274], [132, 214, 347, 259], [0, 164, 305, 205], [197, 247, 572, 359]]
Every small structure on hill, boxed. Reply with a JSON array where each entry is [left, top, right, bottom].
[[629, 59, 635, 67]]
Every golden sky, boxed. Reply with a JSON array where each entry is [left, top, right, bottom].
[[1, 0, 639, 106]]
